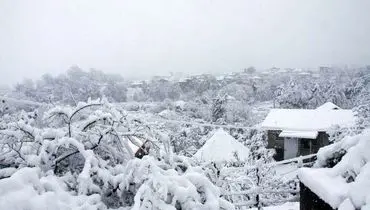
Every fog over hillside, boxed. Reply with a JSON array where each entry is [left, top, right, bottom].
[[1, 0, 370, 85]]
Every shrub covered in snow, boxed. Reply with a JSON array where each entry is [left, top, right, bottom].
[[119, 156, 233, 210], [0, 99, 233, 209], [0, 167, 107, 210]]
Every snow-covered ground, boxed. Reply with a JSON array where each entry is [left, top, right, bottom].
[[250, 202, 299, 210]]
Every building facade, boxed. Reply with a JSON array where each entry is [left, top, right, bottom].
[[261, 102, 355, 160], [267, 130, 329, 161]]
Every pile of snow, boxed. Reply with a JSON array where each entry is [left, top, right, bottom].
[[298, 128, 370, 209], [0, 167, 105, 210], [193, 129, 250, 163]]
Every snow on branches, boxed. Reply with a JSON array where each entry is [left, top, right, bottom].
[[0, 98, 233, 209], [119, 156, 233, 210]]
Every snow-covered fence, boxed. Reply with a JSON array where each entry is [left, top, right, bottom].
[[222, 176, 299, 208], [273, 154, 317, 167], [249, 154, 317, 170], [221, 154, 316, 208], [225, 153, 317, 172]]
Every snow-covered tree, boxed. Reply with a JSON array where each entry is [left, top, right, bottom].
[[211, 95, 227, 123]]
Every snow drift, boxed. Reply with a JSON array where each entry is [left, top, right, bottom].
[[193, 129, 250, 163]]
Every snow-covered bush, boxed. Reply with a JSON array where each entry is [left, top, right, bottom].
[[317, 102, 369, 168], [168, 124, 212, 157], [0, 167, 107, 210], [214, 161, 296, 208], [244, 129, 275, 163], [194, 129, 295, 208], [0, 99, 129, 206], [0, 98, 233, 209], [119, 156, 233, 210]]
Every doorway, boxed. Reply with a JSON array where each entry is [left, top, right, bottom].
[[284, 138, 298, 159]]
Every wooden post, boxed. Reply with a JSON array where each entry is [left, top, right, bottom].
[[256, 164, 262, 210]]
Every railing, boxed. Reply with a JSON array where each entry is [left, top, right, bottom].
[[273, 154, 316, 166], [221, 154, 317, 209]]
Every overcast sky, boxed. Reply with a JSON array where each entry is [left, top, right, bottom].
[[0, 0, 370, 85]]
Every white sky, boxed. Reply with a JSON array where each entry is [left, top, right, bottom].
[[0, 0, 370, 85]]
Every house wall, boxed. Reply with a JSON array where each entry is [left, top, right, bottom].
[[300, 182, 334, 210], [267, 130, 329, 161]]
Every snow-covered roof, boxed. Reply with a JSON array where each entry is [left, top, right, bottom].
[[298, 129, 370, 209], [193, 129, 250, 163], [299, 168, 348, 208], [315, 102, 341, 111], [261, 108, 355, 132], [279, 130, 318, 139]]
